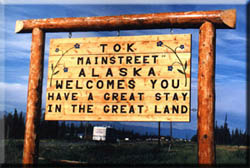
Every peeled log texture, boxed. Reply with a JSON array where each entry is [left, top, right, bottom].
[[23, 28, 45, 164], [15, 9, 236, 33], [198, 21, 216, 165]]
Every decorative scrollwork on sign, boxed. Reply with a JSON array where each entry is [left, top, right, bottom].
[[49, 43, 80, 87], [157, 41, 187, 87]]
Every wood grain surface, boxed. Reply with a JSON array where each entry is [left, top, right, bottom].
[[45, 34, 191, 121]]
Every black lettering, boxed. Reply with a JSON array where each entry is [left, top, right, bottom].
[[119, 68, 127, 76], [103, 105, 109, 113], [172, 79, 180, 89], [164, 106, 169, 113], [101, 57, 108, 64], [112, 105, 118, 113], [150, 80, 157, 89], [72, 93, 77, 100], [148, 67, 156, 76], [56, 93, 61, 100], [161, 80, 168, 89], [112, 93, 119, 101], [154, 105, 161, 113], [133, 68, 141, 76], [88, 93, 93, 100], [100, 44, 108, 52], [155, 93, 161, 101], [106, 68, 113, 77], [48, 104, 52, 112], [76, 80, 83, 89], [107, 80, 114, 89], [86, 80, 93, 89], [95, 57, 98, 64], [120, 93, 126, 101], [96, 80, 104, 89], [173, 105, 179, 113], [134, 56, 140, 64], [127, 43, 134, 52], [128, 80, 136, 89], [118, 56, 124, 64], [138, 93, 144, 100], [92, 68, 99, 77], [121, 105, 126, 113], [55, 104, 61, 112], [113, 44, 121, 52], [181, 105, 188, 113], [129, 93, 135, 101], [173, 93, 178, 101], [110, 56, 115, 64], [164, 93, 170, 101], [88, 105, 93, 113], [104, 93, 109, 100], [77, 57, 84, 65], [117, 80, 125, 89], [56, 80, 63, 89], [72, 104, 77, 113], [152, 55, 158, 63], [138, 105, 143, 113], [126, 56, 132, 64], [182, 92, 188, 101], [64, 93, 69, 100], [79, 105, 85, 113], [78, 68, 86, 77], [143, 56, 149, 64], [129, 106, 135, 113], [66, 80, 73, 89], [48, 92, 54, 100], [86, 57, 91, 64]]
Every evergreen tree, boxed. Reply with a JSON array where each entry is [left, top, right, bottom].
[[233, 128, 240, 146], [5, 112, 13, 139], [13, 109, 19, 138], [58, 121, 66, 139], [223, 114, 231, 145], [78, 121, 84, 134], [40, 113, 49, 139], [70, 123, 75, 138], [18, 112, 25, 138], [191, 134, 197, 142], [215, 120, 219, 144], [3, 109, 249, 144]]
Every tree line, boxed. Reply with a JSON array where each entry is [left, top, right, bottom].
[[191, 115, 248, 146], [4, 109, 142, 140], [4, 109, 249, 146]]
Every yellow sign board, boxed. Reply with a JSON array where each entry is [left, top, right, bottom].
[[45, 34, 191, 122]]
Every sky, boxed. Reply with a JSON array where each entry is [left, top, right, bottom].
[[0, 3, 248, 132]]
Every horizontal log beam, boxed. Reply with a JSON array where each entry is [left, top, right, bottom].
[[15, 9, 236, 33]]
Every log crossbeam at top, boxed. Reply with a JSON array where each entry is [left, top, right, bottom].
[[15, 9, 236, 33]]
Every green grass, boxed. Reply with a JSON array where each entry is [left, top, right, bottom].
[[4, 139, 248, 165], [216, 145, 247, 165], [4, 139, 23, 163]]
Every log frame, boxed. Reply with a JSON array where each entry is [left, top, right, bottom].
[[15, 9, 236, 33], [22, 28, 45, 164], [198, 21, 216, 165], [15, 9, 236, 165]]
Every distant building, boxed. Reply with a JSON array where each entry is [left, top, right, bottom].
[[92, 126, 116, 142]]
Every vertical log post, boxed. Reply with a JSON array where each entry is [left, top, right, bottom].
[[198, 21, 216, 165], [23, 28, 45, 164]]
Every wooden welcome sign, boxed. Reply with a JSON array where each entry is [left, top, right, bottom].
[[45, 34, 191, 121], [16, 9, 236, 165]]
